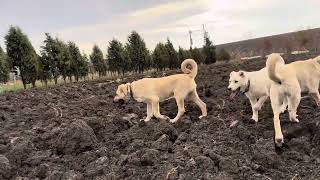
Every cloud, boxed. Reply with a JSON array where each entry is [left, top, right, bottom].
[[54, 0, 211, 53], [129, 0, 210, 25], [48, 0, 319, 54]]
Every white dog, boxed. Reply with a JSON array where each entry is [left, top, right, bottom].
[[228, 56, 287, 122], [113, 59, 207, 123], [267, 53, 320, 147]]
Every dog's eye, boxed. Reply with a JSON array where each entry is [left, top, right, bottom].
[[234, 81, 238, 83]]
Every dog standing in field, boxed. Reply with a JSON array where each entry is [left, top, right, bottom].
[[267, 53, 320, 146], [228, 56, 287, 122], [113, 59, 207, 123]]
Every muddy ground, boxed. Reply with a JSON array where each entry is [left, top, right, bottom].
[[0, 56, 320, 180]]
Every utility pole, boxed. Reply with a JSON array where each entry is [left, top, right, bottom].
[[189, 29, 201, 49], [189, 30, 193, 49], [202, 24, 209, 45]]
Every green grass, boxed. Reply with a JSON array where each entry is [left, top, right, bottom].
[[0, 74, 97, 93], [0, 70, 160, 94]]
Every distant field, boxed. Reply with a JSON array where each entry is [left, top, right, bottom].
[[0, 75, 97, 93], [0, 69, 158, 93]]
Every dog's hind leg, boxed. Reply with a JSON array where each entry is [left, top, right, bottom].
[[309, 91, 320, 106], [170, 97, 185, 123], [288, 85, 301, 123], [308, 79, 320, 106], [151, 97, 169, 120], [270, 86, 285, 147], [190, 90, 207, 119], [253, 96, 268, 111], [280, 97, 288, 113]]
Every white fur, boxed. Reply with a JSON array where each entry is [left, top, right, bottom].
[[228, 55, 287, 122], [267, 53, 320, 147]]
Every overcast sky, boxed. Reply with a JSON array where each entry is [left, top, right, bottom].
[[0, 0, 319, 54]]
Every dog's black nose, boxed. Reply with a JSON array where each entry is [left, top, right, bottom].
[[228, 88, 232, 91]]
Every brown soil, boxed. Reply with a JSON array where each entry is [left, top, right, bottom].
[[0, 56, 320, 180]]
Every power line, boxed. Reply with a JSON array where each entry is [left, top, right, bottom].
[[189, 24, 210, 49]]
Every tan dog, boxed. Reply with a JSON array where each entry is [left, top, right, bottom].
[[114, 59, 207, 123], [267, 53, 320, 147]]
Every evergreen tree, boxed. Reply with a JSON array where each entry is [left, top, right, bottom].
[[190, 48, 204, 64], [202, 35, 216, 64], [56, 39, 71, 83], [40, 33, 59, 84], [165, 38, 179, 69], [145, 50, 152, 70], [107, 39, 126, 75], [38, 54, 51, 86], [152, 43, 169, 71], [90, 45, 106, 77], [79, 54, 89, 80], [217, 48, 231, 61], [68, 42, 83, 81], [126, 31, 149, 74], [0, 46, 9, 83], [178, 46, 187, 65], [5, 26, 38, 89]]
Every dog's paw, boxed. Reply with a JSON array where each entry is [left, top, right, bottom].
[[143, 118, 151, 122], [169, 119, 177, 123], [274, 137, 284, 147], [158, 115, 170, 120], [163, 115, 170, 120], [249, 118, 258, 124], [290, 118, 299, 123], [250, 116, 258, 123], [199, 115, 206, 119]]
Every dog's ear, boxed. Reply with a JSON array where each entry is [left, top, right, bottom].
[[230, 71, 235, 76], [239, 71, 245, 77]]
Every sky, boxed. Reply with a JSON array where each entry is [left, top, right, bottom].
[[0, 0, 319, 55]]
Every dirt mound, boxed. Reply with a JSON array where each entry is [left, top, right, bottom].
[[54, 119, 98, 155], [0, 56, 320, 179], [0, 155, 11, 179]]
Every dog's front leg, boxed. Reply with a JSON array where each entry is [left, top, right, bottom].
[[170, 97, 185, 123], [152, 97, 169, 120], [249, 98, 258, 122], [144, 102, 153, 122]]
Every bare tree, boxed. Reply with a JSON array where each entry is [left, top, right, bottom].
[[284, 40, 293, 54]]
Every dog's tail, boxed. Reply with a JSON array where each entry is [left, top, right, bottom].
[[266, 53, 285, 84], [181, 59, 198, 78]]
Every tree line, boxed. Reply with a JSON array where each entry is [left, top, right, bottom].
[[0, 26, 228, 89]]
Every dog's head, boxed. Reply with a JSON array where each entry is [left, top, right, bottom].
[[315, 55, 320, 64], [228, 71, 248, 100], [114, 83, 130, 103]]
